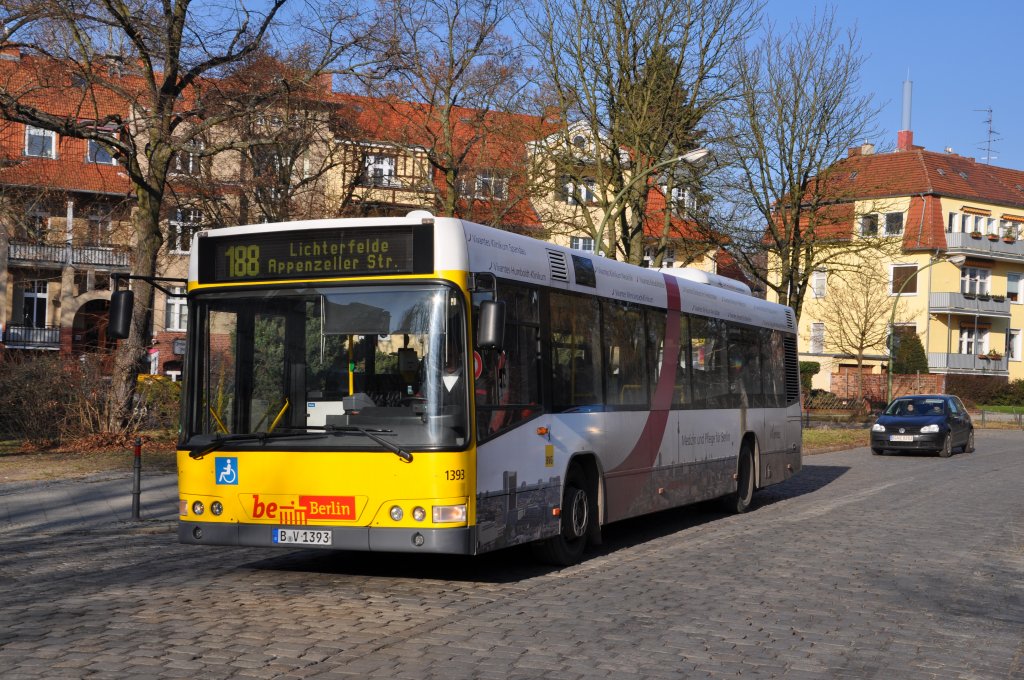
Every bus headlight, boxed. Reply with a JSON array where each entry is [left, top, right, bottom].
[[389, 505, 404, 521], [211, 501, 224, 516], [412, 507, 426, 522], [191, 500, 205, 516], [432, 504, 467, 523]]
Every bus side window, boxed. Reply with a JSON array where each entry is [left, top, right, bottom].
[[549, 292, 601, 409]]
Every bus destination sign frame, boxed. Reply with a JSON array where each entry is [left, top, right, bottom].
[[197, 224, 434, 284]]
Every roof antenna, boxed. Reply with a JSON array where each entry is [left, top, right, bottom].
[[975, 107, 1000, 164]]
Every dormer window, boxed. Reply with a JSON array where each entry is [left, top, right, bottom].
[[25, 126, 56, 158], [884, 212, 904, 236], [860, 214, 878, 236]]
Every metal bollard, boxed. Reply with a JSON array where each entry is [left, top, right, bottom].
[[132, 437, 142, 520]]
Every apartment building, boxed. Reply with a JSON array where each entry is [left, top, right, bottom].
[[792, 135, 1024, 395]]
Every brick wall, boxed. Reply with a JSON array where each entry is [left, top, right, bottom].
[[831, 368, 945, 403]]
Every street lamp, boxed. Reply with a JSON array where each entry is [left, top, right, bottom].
[[593, 148, 711, 258], [886, 253, 967, 403]]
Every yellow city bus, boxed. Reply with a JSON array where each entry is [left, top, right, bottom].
[[170, 211, 801, 564]]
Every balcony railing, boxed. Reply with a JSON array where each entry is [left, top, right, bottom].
[[2, 324, 61, 349], [929, 291, 1011, 318], [8, 241, 131, 268], [945, 232, 1024, 259], [928, 351, 1009, 375]]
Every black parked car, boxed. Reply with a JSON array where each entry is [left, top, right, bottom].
[[870, 394, 974, 458]]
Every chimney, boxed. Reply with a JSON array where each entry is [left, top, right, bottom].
[[897, 76, 914, 151]]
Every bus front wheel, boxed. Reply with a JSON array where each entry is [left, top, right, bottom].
[[535, 465, 591, 566]]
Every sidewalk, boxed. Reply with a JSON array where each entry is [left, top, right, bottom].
[[0, 471, 178, 534]]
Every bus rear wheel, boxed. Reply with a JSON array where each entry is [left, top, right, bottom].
[[535, 465, 591, 566], [722, 443, 755, 514]]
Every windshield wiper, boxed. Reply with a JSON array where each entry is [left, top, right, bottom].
[[322, 425, 413, 463], [187, 426, 413, 463], [188, 431, 323, 459]]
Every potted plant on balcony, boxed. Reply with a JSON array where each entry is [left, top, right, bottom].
[[970, 229, 983, 239], [987, 349, 1003, 361], [987, 232, 1000, 241], [1003, 227, 1017, 243]]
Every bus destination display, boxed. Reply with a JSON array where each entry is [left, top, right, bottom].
[[198, 225, 433, 283]]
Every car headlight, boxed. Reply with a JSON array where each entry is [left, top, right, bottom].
[[920, 424, 940, 433], [872, 423, 886, 432]]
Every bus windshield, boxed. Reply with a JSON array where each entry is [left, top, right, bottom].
[[184, 284, 468, 451]]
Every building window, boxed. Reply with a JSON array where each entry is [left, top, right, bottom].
[[947, 212, 957, 233], [959, 327, 988, 355], [562, 177, 597, 205], [809, 322, 825, 354], [87, 126, 118, 165], [884, 212, 904, 236], [664, 185, 697, 214], [360, 153, 399, 187], [860, 214, 878, 236], [570, 236, 595, 253], [460, 171, 509, 200], [960, 267, 991, 295], [25, 126, 56, 158], [1008, 273, 1021, 303], [21, 281, 48, 327], [25, 207, 49, 241], [168, 207, 202, 253], [165, 286, 188, 332], [811, 269, 827, 298], [891, 264, 918, 295], [1008, 329, 1022, 361], [642, 247, 675, 267], [172, 139, 203, 176], [87, 207, 112, 246]]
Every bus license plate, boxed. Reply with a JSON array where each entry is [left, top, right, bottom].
[[889, 435, 914, 442], [273, 529, 332, 546]]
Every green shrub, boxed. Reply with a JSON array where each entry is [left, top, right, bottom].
[[799, 361, 820, 393], [945, 374, 1008, 407], [891, 329, 929, 374]]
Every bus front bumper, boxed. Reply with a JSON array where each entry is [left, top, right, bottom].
[[178, 521, 475, 555]]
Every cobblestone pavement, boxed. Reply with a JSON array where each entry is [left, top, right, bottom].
[[0, 431, 1022, 679]]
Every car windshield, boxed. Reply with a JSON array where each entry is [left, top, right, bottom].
[[183, 283, 468, 450], [885, 398, 946, 417]]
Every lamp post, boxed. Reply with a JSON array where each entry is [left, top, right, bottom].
[[886, 253, 967, 403], [593, 147, 710, 258]]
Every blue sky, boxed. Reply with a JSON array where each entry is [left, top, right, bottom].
[[765, 1, 1023, 168]]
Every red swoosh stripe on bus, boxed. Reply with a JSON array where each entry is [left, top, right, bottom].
[[604, 274, 681, 521]]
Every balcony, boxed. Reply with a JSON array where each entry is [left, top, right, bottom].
[[945, 232, 1024, 260], [7, 241, 131, 269], [929, 291, 1011, 318], [928, 352, 1009, 375], [3, 324, 61, 350]]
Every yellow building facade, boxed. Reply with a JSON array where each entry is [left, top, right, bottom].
[[784, 144, 1024, 397]]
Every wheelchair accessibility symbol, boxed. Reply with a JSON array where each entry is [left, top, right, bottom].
[[215, 457, 238, 485]]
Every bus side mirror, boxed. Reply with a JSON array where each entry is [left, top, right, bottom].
[[109, 289, 134, 339], [476, 300, 505, 351]]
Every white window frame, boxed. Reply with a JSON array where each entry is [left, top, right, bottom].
[[473, 171, 509, 201], [172, 139, 204, 176], [164, 286, 188, 332], [563, 177, 596, 205], [811, 269, 827, 298], [960, 267, 991, 296], [570, 236, 595, 253], [890, 264, 919, 296], [884, 212, 904, 236], [1008, 329, 1022, 361], [860, 214, 878, 237], [22, 280, 48, 327], [168, 208, 202, 253], [25, 126, 56, 158], [86, 207, 112, 246], [809, 322, 825, 354], [1008, 273, 1022, 303], [362, 153, 399, 187], [959, 327, 988, 355]]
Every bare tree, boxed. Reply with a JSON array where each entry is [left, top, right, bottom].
[[713, 8, 897, 320], [0, 0, 371, 427], [812, 266, 909, 400], [366, 0, 542, 230], [526, 0, 756, 265]]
